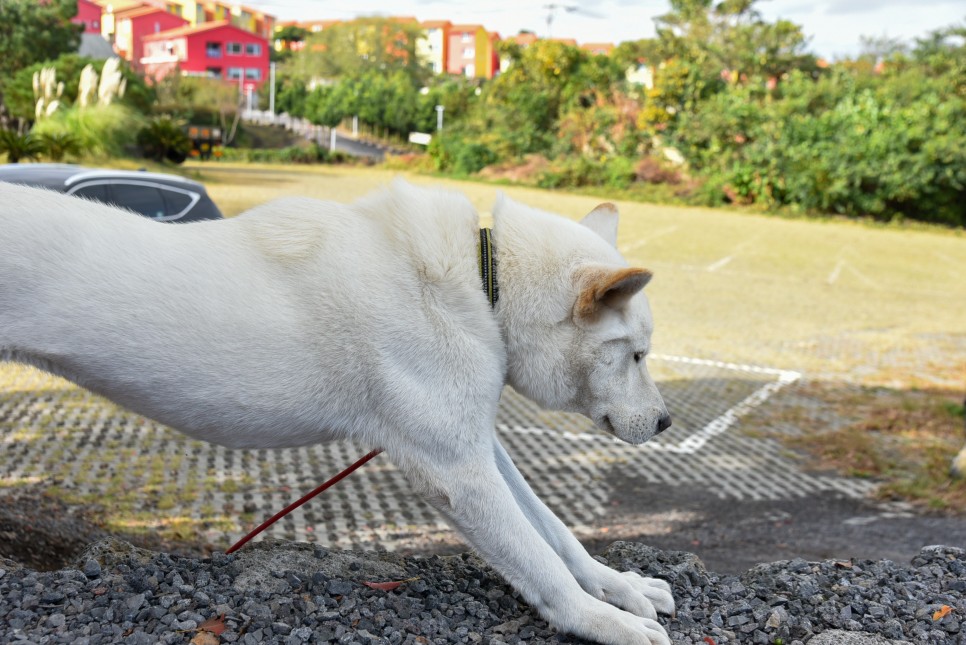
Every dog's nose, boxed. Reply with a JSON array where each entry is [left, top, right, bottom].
[[657, 414, 672, 434]]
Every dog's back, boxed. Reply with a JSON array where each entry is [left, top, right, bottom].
[[0, 182, 501, 449]]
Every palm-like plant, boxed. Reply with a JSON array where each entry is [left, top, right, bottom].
[[137, 116, 191, 164], [37, 131, 82, 162], [0, 130, 44, 163]]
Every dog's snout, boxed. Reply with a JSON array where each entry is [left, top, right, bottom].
[[657, 414, 672, 434]]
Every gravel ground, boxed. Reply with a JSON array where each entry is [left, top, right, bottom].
[[1, 537, 963, 645]]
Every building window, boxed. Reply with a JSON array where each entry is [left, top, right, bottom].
[[245, 43, 261, 56], [244, 68, 261, 80], [206, 67, 222, 79], [206, 42, 222, 58], [226, 42, 243, 55], [463, 47, 475, 58], [227, 67, 243, 80], [461, 33, 472, 43]]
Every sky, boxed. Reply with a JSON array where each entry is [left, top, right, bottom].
[[256, 0, 964, 60]]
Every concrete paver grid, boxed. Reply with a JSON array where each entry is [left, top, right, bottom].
[[0, 356, 874, 551]]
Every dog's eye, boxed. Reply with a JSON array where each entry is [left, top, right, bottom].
[[633, 352, 644, 363]]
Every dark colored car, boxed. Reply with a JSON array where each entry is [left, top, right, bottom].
[[0, 163, 223, 222]]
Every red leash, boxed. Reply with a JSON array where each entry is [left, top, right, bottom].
[[225, 448, 384, 554]]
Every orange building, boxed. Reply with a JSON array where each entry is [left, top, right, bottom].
[[581, 42, 614, 56]]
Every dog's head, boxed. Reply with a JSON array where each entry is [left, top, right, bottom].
[[495, 198, 671, 444]]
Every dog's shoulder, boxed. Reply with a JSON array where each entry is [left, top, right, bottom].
[[353, 180, 480, 283], [234, 197, 338, 265]]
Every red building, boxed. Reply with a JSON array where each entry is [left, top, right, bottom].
[[113, 4, 188, 69], [141, 21, 270, 89], [73, 0, 104, 34]]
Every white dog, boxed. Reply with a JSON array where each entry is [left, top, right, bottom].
[[0, 179, 674, 645]]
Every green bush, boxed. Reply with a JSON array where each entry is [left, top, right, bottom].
[[216, 143, 349, 164], [0, 130, 44, 163], [31, 103, 144, 159], [36, 131, 81, 161], [137, 116, 191, 164], [672, 68, 966, 225], [537, 155, 638, 190]]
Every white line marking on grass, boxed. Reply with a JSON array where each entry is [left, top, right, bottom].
[[707, 255, 734, 272], [499, 355, 801, 455], [619, 226, 679, 254], [828, 259, 845, 284], [845, 262, 883, 290]]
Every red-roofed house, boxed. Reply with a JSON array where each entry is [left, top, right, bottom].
[[141, 21, 270, 89], [113, 4, 188, 69]]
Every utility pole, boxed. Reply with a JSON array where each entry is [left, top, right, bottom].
[[269, 62, 276, 119], [435, 105, 444, 131]]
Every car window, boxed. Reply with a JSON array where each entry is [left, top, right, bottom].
[[161, 188, 194, 218], [110, 183, 166, 219], [71, 184, 111, 203]]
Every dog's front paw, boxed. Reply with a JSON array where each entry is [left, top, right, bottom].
[[620, 570, 675, 616], [576, 561, 675, 620], [553, 599, 671, 645]]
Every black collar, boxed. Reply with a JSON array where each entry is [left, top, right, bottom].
[[479, 228, 498, 308]]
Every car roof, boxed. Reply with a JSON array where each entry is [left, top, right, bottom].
[[0, 163, 207, 192]]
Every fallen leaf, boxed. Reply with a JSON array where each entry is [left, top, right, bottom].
[[190, 632, 219, 645], [934, 605, 953, 621], [703, 637, 717, 645], [834, 560, 854, 569], [198, 613, 227, 635], [363, 576, 419, 591]]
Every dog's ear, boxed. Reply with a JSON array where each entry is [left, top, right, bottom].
[[574, 266, 652, 320], [579, 203, 619, 248]]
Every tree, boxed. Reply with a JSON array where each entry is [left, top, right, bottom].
[[653, 0, 817, 82], [0, 0, 82, 120], [153, 75, 243, 145], [285, 18, 430, 84]]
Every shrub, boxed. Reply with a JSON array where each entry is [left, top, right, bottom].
[[138, 116, 191, 164], [31, 103, 144, 159], [0, 130, 44, 163], [672, 69, 966, 225], [215, 143, 350, 164], [36, 131, 81, 161], [537, 155, 638, 190]]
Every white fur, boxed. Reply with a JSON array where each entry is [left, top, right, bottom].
[[0, 179, 673, 645]]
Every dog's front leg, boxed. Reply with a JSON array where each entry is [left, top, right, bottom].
[[493, 438, 674, 619], [396, 437, 671, 645]]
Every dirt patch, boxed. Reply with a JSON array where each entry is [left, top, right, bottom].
[[743, 380, 966, 513], [0, 488, 212, 571], [478, 155, 550, 183]]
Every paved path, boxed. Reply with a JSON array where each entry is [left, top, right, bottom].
[[0, 354, 896, 565]]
